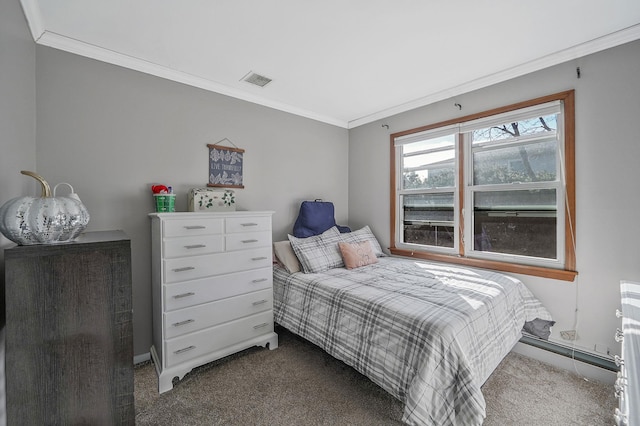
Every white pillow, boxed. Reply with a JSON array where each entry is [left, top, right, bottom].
[[273, 241, 302, 273], [288, 226, 344, 273]]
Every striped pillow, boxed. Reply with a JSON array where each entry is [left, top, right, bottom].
[[339, 225, 385, 257], [288, 226, 344, 273]]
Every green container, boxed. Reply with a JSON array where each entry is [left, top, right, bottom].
[[154, 194, 175, 212]]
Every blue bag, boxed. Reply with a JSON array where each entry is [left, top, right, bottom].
[[292, 200, 350, 238]]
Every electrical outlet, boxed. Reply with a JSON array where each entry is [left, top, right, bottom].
[[560, 330, 577, 341], [594, 343, 610, 355]]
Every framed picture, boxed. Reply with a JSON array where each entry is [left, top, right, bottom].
[[207, 144, 244, 188]]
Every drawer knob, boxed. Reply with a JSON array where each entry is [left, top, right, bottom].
[[174, 345, 196, 354], [172, 266, 195, 273], [173, 319, 195, 327], [252, 299, 268, 306], [251, 257, 268, 261], [242, 239, 259, 243], [614, 408, 628, 426], [615, 328, 624, 343], [615, 355, 624, 367], [253, 322, 270, 330], [173, 292, 195, 299], [252, 278, 268, 283], [184, 244, 206, 249], [184, 225, 206, 230], [241, 223, 258, 227]]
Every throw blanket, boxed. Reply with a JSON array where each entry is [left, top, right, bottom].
[[273, 257, 552, 425]]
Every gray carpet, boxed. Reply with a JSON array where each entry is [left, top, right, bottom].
[[135, 327, 616, 425]]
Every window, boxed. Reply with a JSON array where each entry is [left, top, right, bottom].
[[390, 91, 576, 281]]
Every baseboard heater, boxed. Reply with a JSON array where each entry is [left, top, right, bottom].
[[520, 334, 618, 372]]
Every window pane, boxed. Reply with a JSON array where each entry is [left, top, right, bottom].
[[403, 193, 454, 248], [472, 114, 557, 143], [473, 139, 557, 185], [403, 134, 455, 154], [402, 134, 455, 189], [403, 150, 455, 189], [473, 189, 557, 259]]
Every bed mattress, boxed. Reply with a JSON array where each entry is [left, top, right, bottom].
[[273, 256, 552, 425]]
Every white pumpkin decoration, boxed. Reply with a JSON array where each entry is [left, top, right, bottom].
[[0, 170, 90, 245]]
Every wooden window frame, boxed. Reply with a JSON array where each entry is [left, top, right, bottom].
[[389, 90, 577, 281]]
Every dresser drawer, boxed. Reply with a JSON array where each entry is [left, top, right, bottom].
[[163, 267, 272, 311], [225, 231, 272, 252], [163, 218, 224, 237], [165, 311, 274, 367], [163, 234, 224, 258], [164, 288, 273, 339], [225, 216, 271, 233], [163, 247, 272, 284]]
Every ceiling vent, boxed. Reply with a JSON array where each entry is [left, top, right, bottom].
[[241, 71, 272, 87]]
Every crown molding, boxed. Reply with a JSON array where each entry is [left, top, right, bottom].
[[348, 23, 640, 129], [36, 31, 349, 128], [19, 0, 45, 42], [33, 31, 350, 129], [18, 0, 639, 131]]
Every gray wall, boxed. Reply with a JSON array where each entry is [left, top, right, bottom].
[[4, 0, 639, 362], [348, 39, 640, 358], [32, 47, 348, 356], [0, 0, 37, 323]]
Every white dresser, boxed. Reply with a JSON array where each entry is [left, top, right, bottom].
[[616, 280, 640, 426], [149, 211, 278, 393]]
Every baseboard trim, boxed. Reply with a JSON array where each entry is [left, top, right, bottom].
[[520, 335, 617, 371], [133, 340, 616, 382], [134, 352, 151, 365], [514, 337, 617, 384]]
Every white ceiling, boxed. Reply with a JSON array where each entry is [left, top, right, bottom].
[[20, 0, 640, 128]]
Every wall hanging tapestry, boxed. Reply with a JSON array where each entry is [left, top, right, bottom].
[[207, 139, 244, 188]]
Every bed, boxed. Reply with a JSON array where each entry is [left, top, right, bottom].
[[272, 225, 553, 426]]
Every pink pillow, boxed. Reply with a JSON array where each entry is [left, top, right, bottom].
[[338, 241, 378, 269]]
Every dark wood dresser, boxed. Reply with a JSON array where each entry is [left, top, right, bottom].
[[4, 230, 134, 425]]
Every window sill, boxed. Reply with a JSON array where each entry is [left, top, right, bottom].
[[389, 247, 578, 282]]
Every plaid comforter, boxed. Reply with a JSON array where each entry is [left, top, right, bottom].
[[273, 257, 552, 426]]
